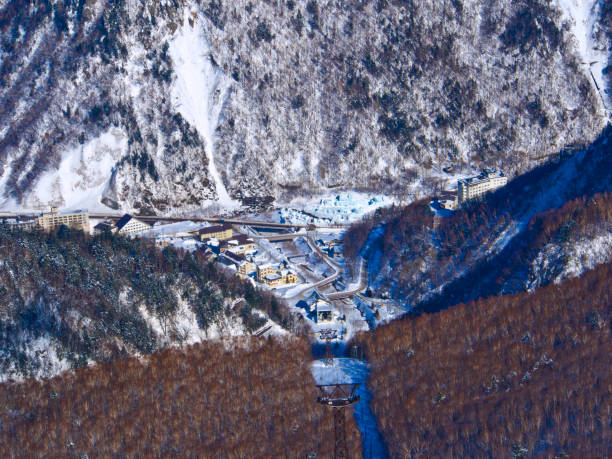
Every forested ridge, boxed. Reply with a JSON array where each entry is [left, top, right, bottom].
[[344, 125, 612, 310], [0, 225, 295, 380], [353, 262, 611, 457], [0, 337, 362, 458]]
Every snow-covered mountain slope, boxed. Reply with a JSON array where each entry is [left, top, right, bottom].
[[347, 125, 612, 311], [556, 0, 611, 112], [0, 1, 220, 214], [0, 226, 294, 381], [0, 0, 609, 213], [168, 9, 237, 208], [1, 127, 127, 212]]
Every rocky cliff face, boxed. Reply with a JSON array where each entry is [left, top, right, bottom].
[[0, 0, 608, 213]]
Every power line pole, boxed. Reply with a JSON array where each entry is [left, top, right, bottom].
[[317, 328, 337, 366], [316, 383, 360, 459]]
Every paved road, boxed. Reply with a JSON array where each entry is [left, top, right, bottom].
[[288, 268, 340, 300], [326, 258, 367, 300], [286, 236, 369, 301], [1, 211, 350, 230], [286, 236, 342, 299]]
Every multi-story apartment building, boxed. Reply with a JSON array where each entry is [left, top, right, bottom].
[[458, 169, 507, 203], [37, 207, 90, 232], [256, 264, 278, 283], [198, 224, 233, 242], [237, 259, 255, 276]]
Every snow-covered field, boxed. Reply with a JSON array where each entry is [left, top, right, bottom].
[[140, 220, 207, 237], [277, 192, 394, 225]]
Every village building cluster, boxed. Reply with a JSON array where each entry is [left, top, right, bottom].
[[196, 224, 299, 287], [2, 200, 405, 343]]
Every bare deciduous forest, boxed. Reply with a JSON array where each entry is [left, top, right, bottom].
[[353, 262, 611, 458], [0, 337, 362, 458]]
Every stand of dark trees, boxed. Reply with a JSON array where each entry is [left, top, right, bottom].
[[352, 262, 611, 457], [0, 225, 298, 378], [0, 337, 362, 457]]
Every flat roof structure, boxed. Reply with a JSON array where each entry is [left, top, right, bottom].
[[199, 224, 232, 234]]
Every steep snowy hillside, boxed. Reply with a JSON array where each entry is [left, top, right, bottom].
[[0, 0, 609, 213], [345, 125, 612, 311], [0, 226, 294, 381], [0, 1, 220, 214], [556, 0, 612, 112], [205, 0, 608, 200]]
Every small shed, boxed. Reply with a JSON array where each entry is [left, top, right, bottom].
[[315, 300, 333, 323]]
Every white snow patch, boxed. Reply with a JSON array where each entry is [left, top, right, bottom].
[[557, 232, 612, 280], [169, 10, 238, 208], [0, 127, 126, 212], [556, 0, 611, 112]]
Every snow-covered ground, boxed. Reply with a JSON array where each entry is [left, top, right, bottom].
[[0, 336, 72, 383], [311, 358, 389, 458], [140, 220, 207, 237], [556, 0, 611, 113], [169, 10, 239, 208], [559, 232, 612, 280], [277, 192, 394, 225], [0, 127, 126, 213]]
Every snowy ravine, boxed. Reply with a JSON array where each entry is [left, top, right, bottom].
[[556, 0, 612, 113], [169, 9, 237, 207], [311, 358, 389, 459]]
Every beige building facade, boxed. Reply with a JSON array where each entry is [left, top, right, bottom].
[[37, 207, 90, 232], [199, 224, 233, 242], [256, 263, 298, 286], [256, 264, 278, 283], [458, 169, 507, 203]]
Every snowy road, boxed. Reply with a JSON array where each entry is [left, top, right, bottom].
[[326, 258, 367, 300]]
